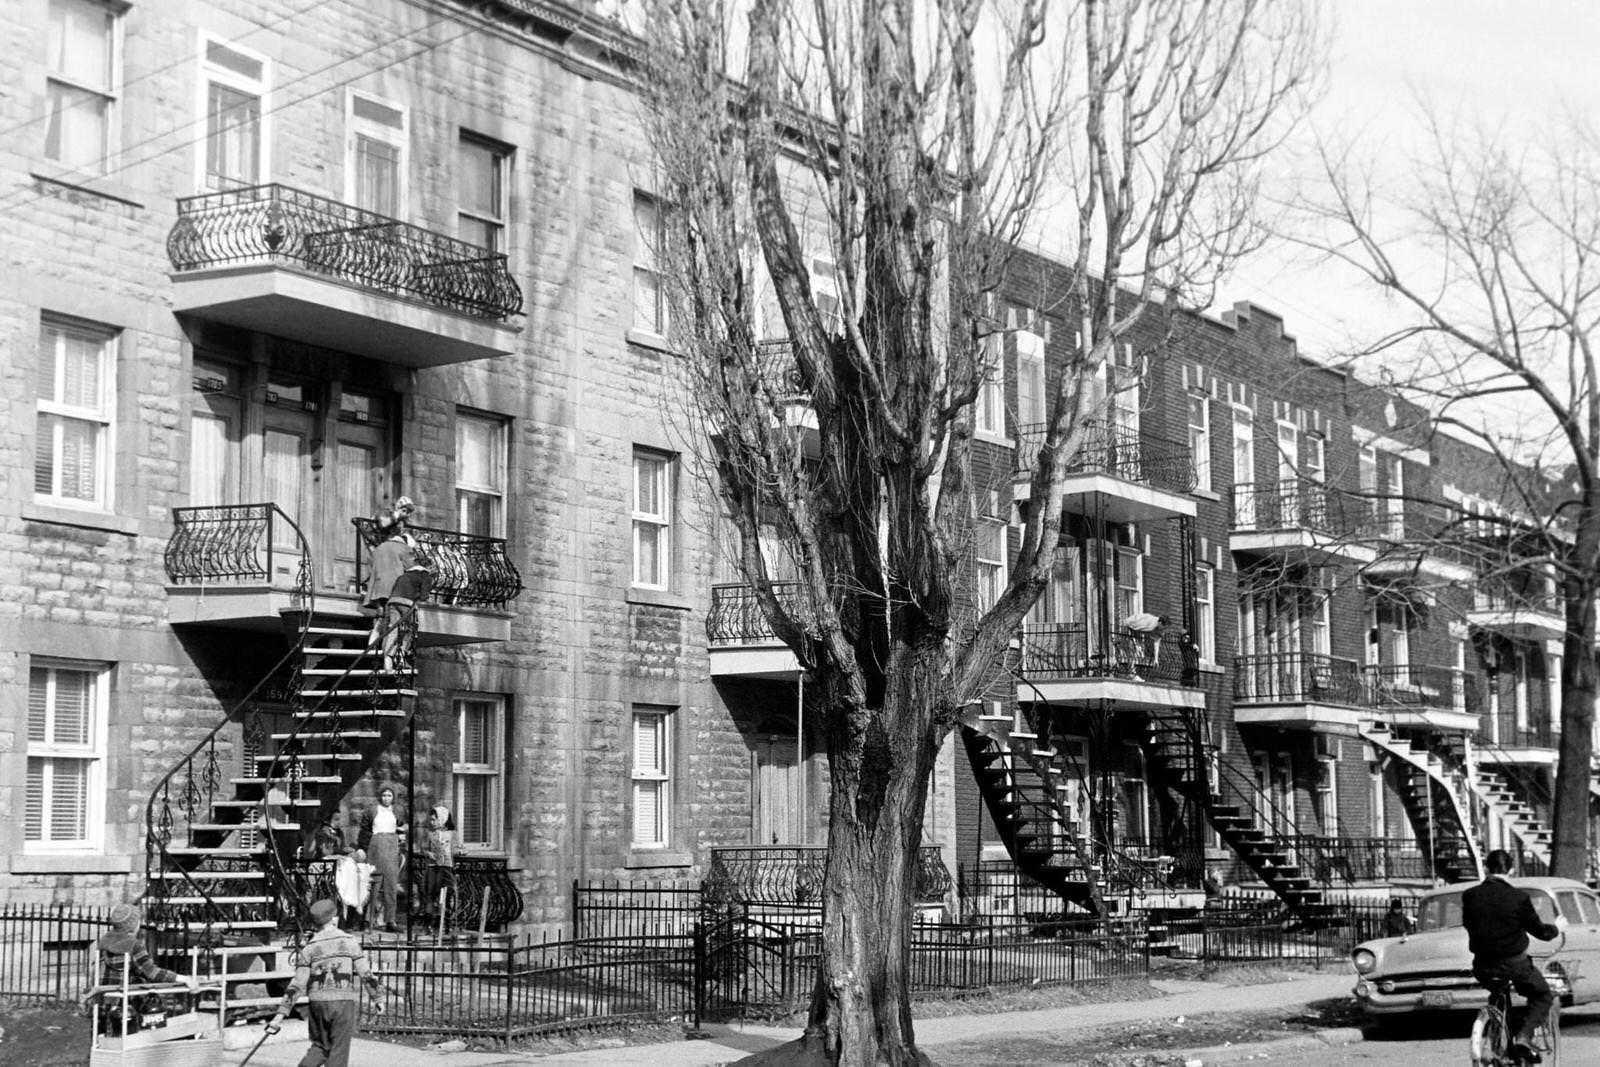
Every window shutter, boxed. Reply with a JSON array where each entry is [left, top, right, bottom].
[[25, 759, 44, 840], [632, 781, 661, 843], [53, 669, 92, 745], [50, 760, 88, 840], [460, 704, 488, 764], [634, 715, 663, 774], [28, 669, 50, 742]]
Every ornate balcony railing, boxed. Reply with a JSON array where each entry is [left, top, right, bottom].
[[708, 581, 810, 645], [1481, 711, 1555, 750], [167, 184, 523, 320], [165, 503, 312, 593], [704, 846, 952, 906], [1014, 420, 1198, 495], [1232, 652, 1363, 705], [1231, 478, 1380, 538], [1283, 836, 1434, 884], [1361, 664, 1481, 715], [353, 518, 523, 610], [1473, 582, 1563, 617], [1021, 622, 1199, 686]]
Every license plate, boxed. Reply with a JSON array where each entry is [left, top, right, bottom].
[[1420, 991, 1454, 1008]]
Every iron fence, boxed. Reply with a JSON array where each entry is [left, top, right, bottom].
[[0, 904, 109, 1002], [1159, 898, 1391, 962], [1230, 478, 1377, 537], [164, 503, 311, 590], [1013, 420, 1198, 494], [353, 517, 523, 609], [1021, 622, 1198, 685], [573, 879, 701, 939]]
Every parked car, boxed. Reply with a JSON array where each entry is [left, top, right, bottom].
[[1350, 876, 1600, 1015]]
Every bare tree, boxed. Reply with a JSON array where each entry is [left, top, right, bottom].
[[1297, 113, 1600, 881], [636, 1, 1318, 1063]]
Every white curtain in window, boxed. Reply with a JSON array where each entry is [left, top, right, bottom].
[[191, 412, 232, 506]]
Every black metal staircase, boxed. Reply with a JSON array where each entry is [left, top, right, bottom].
[[1140, 710, 1337, 924], [960, 707, 1106, 917], [1361, 722, 1481, 883]]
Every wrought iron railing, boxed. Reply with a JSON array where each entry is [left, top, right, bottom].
[[1282, 836, 1434, 884], [1480, 711, 1556, 750], [353, 518, 523, 610], [167, 183, 523, 320], [1361, 664, 1481, 714], [165, 503, 313, 589], [706, 581, 810, 645], [1472, 583, 1564, 617], [1014, 419, 1198, 495], [703, 846, 952, 906], [1232, 652, 1363, 704], [1021, 622, 1199, 685], [1230, 478, 1379, 537]]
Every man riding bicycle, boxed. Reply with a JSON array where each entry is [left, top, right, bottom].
[[1463, 849, 1564, 1064]]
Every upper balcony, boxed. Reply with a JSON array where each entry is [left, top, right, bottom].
[[1013, 421, 1196, 523], [1357, 497, 1476, 584], [1467, 584, 1566, 642], [707, 581, 806, 679], [1233, 653, 1481, 733], [1478, 712, 1558, 765], [167, 184, 523, 367], [1361, 663, 1483, 733], [164, 503, 520, 645], [1018, 622, 1205, 710], [1229, 479, 1378, 565]]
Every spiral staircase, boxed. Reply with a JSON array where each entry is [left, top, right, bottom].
[[1141, 709, 1338, 925], [1469, 764, 1553, 870], [1360, 721, 1482, 883], [961, 706, 1106, 917]]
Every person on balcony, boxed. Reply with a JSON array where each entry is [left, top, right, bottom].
[[363, 496, 432, 673], [355, 787, 406, 934]]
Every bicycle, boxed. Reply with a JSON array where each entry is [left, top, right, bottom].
[[1470, 951, 1573, 1067]]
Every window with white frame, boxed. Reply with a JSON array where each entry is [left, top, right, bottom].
[[452, 695, 504, 850], [456, 410, 507, 537], [458, 132, 509, 252], [633, 192, 667, 335], [975, 331, 1004, 437], [976, 519, 1007, 613], [200, 37, 267, 191], [45, 0, 119, 172], [27, 659, 109, 851], [1114, 545, 1142, 622], [347, 92, 406, 218], [631, 706, 672, 848], [1186, 391, 1211, 491], [1231, 406, 1255, 525], [811, 256, 842, 333], [632, 448, 673, 588], [35, 315, 116, 509], [1195, 562, 1215, 664]]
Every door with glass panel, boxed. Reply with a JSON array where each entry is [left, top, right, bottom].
[[328, 414, 387, 594], [262, 408, 313, 587]]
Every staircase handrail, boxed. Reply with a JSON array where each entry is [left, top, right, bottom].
[[1362, 724, 1485, 879], [1204, 741, 1340, 896], [145, 503, 315, 967], [1466, 737, 1555, 866]]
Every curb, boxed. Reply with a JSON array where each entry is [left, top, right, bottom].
[[1096, 1026, 1370, 1066]]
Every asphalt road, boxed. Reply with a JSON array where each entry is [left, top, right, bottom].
[[1218, 1002, 1600, 1067]]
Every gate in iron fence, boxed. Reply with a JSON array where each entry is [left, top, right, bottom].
[[0, 904, 109, 1002], [696, 902, 818, 1020]]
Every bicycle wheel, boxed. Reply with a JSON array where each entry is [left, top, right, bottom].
[[1471, 1005, 1510, 1067], [1536, 1008, 1560, 1067]]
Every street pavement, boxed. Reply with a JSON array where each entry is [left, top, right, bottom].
[[223, 969, 1359, 1066]]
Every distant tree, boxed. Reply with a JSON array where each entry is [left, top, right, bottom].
[[636, 1, 1319, 1063], [1298, 114, 1600, 880]]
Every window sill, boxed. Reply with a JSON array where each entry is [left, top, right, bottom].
[[626, 328, 674, 354], [23, 503, 139, 536], [975, 431, 1015, 449], [30, 165, 145, 208], [627, 587, 693, 611], [625, 849, 692, 869], [12, 853, 131, 875], [1192, 488, 1221, 502]]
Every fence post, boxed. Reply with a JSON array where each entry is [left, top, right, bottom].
[[504, 940, 515, 1048], [687, 921, 709, 1038]]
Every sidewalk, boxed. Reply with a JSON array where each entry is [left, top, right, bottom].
[[224, 970, 1358, 1067]]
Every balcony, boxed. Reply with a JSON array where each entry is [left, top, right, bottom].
[[1230, 479, 1379, 564], [167, 184, 522, 367], [1019, 623, 1205, 710], [707, 581, 807, 679], [1478, 711, 1558, 764], [1358, 497, 1477, 583], [1361, 664, 1482, 732], [164, 504, 520, 645], [1467, 586, 1566, 641], [1013, 420, 1197, 522], [1232, 652, 1365, 730]]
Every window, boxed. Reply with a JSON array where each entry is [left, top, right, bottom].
[[975, 332, 1004, 437], [45, 0, 119, 172], [27, 660, 108, 851], [1195, 562, 1215, 664], [35, 315, 115, 508], [347, 93, 406, 217], [458, 133, 510, 251], [976, 520, 1007, 613], [1114, 545, 1142, 622], [632, 449, 673, 588], [1186, 392, 1210, 491], [811, 257, 842, 333], [633, 192, 667, 335], [453, 696, 504, 850], [456, 411, 507, 537], [631, 706, 672, 848], [1231, 406, 1255, 524], [1383, 453, 1405, 538], [200, 37, 267, 191]]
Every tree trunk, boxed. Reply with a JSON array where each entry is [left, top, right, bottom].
[[1553, 576, 1598, 880]]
